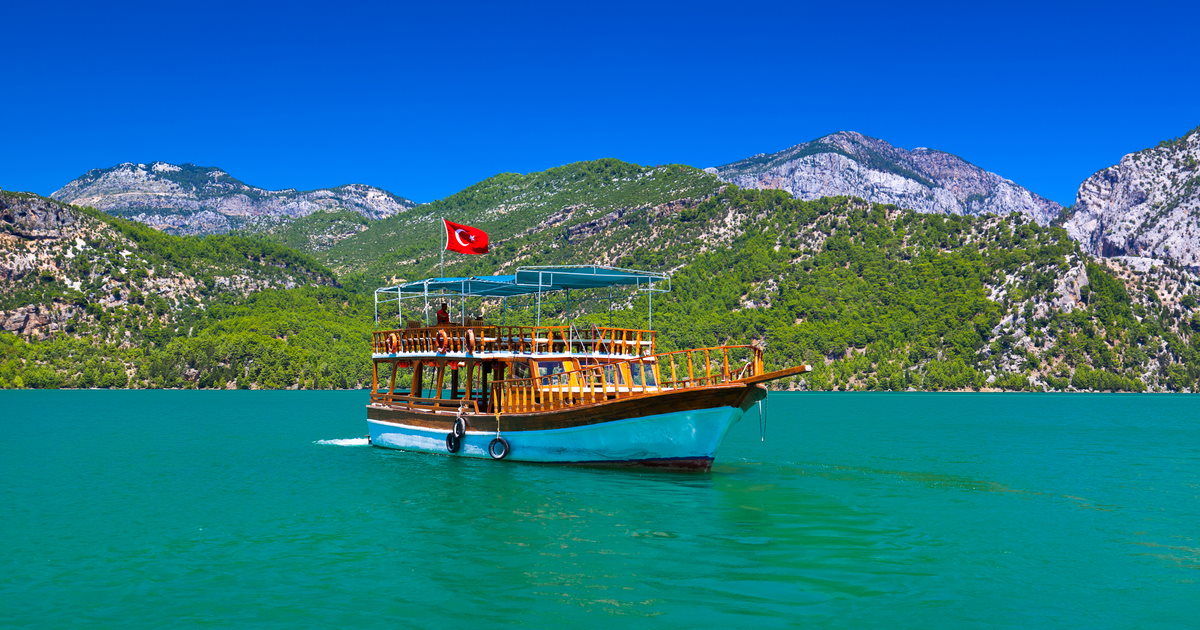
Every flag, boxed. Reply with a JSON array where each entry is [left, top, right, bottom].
[[443, 219, 489, 255]]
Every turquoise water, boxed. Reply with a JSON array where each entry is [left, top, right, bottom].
[[2, 391, 1196, 628]]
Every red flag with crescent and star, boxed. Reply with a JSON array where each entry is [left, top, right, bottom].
[[443, 219, 489, 255]]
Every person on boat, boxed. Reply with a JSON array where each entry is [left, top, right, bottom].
[[436, 303, 450, 325]]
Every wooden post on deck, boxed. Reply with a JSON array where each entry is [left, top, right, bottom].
[[464, 361, 474, 400]]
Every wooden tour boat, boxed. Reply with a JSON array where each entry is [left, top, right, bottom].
[[366, 265, 810, 470]]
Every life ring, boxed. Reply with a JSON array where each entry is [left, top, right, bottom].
[[453, 417, 468, 438], [488, 437, 510, 460], [445, 432, 461, 453], [435, 329, 448, 353], [465, 329, 476, 354], [388, 332, 400, 354]]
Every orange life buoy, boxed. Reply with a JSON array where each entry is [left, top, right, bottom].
[[388, 332, 400, 354], [435, 329, 448, 353], [466, 329, 476, 354]]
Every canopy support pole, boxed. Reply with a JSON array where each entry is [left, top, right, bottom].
[[608, 286, 613, 326], [536, 271, 543, 327]]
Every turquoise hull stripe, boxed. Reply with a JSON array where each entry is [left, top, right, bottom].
[[368, 406, 744, 464]]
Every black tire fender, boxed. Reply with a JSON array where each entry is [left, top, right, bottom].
[[488, 437, 510, 460]]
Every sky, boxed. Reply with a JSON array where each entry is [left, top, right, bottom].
[[2, 0, 1196, 206]]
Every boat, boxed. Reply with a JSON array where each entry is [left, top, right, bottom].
[[365, 265, 811, 471]]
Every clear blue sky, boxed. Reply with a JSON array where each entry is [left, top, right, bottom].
[[2, 0, 1195, 205]]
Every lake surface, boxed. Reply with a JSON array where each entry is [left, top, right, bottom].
[[2, 391, 1196, 628]]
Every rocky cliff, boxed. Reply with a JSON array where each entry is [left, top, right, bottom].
[[0, 190, 336, 339], [51, 162, 415, 235], [711, 131, 1063, 225], [1064, 127, 1200, 268]]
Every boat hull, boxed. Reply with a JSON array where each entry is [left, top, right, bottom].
[[366, 384, 766, 471]]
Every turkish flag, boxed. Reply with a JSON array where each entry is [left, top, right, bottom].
[[443, 219, 489, 255]]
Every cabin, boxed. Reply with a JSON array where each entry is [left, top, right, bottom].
[[368, 266, 764, 417]]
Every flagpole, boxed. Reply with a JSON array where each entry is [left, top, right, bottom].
[[439, 218, 445, 278]]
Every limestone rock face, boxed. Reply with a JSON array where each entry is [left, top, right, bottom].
[[0, 193, 79, 239], [711, 131, 1063, 225], [51, 162, 415, 235], [0, 191, 337, 339], [1064, 127, 1200, 267]]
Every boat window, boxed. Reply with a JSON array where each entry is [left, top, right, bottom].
[[512, 361, 531, 379], [537, 361, 566, 377], [536, 361, 567, 385], [629, 362, 657, 386], [601, 363, 625, 385]]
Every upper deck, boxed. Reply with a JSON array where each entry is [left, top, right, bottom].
[[371, 324, 655, 359]]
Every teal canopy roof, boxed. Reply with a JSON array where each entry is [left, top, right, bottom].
[[515, 266, 668, 290], [378, 266, 669, 298]]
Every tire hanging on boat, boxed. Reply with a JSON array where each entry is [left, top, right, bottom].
[[445, 432, 461, 453], [453, 417, 468, 439], [488, 437, 510, 460]]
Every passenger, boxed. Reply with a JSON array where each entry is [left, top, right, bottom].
[[435, 303, 450, 325]]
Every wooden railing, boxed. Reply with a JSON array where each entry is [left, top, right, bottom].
[[490, 345, 763, 414], [371, 325, 656, 357], [368, 391, 480, 414]]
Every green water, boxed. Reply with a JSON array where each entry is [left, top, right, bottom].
[[2, 391, 1196, 628]]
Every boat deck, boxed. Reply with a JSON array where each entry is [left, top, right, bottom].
[[372, 324, 654, 358]]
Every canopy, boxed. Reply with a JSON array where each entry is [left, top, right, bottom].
[[515, 266, 669, 291], [378, 265, 669, 298]]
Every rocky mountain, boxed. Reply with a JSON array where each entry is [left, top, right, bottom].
[[4, 155, 1199, 392], [1064, 126, 1200, 268], [0, 190, 336, 340], [711, 131, 1063, 225], [51, 162, 416, 236], [322, 159, 723, 285]]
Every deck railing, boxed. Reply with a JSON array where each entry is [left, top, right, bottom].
[[367, 391, 480, 414], [490, 345, 763, 414], [371, 325, 656, 357]]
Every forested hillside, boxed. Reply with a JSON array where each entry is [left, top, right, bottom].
[[319, 159, 722, 289], [3, 168, 1198, 391], [0, 191, 361, 388]]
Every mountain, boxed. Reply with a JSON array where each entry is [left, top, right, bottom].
[[711, 131, 1063, 225], [246, 209, 372, 253], [322, 158, 724, 286], [51, 162, 416, 236], [332, 176, 1199, 393], [0, 189, 336, 337], [0, 190, 370, 388], [4, 156, 1199, 392], [1064, 126, 1200, 267]]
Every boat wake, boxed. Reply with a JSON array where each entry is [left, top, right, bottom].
[[315, 437, 370, 446]]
